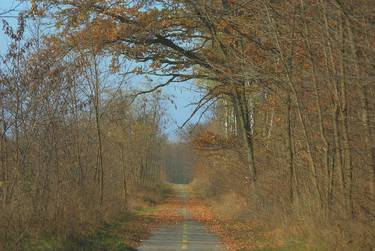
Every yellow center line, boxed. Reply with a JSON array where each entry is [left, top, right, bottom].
[[181, 223, 188, 250]]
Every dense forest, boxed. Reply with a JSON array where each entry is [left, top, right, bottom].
[[0, 0, 374, 250]]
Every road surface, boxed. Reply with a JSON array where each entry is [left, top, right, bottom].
[[138, 185, 225, 251]]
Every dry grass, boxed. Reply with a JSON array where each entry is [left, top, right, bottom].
[[189, 176, 375, 251], [185, 195, 309, 250], [0, 184, 175, 251]]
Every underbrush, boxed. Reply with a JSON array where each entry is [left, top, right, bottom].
[[0, 183, 173, 251], [22, 213, 149, 251], [191, 178, 374, 251], [127, 183, 174, 210]]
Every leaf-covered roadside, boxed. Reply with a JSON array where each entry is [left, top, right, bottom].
[[186, 198, 312, 251]]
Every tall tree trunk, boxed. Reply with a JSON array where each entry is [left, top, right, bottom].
[[346, 17, 373, 215], [120, 143, 128, 209], [287, 95, 298, 204], [232, 89, 256, 192], [0, 101, 8, 204], [265, 2, 322, 206], [91, 55, 104, 205], [318, 0, 346, 211], [301, 13, 331, 210]]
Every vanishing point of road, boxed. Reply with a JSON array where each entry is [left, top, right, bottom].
[[138, 185, 226, 251]]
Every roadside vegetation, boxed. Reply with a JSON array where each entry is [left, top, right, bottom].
[[17, 184, 174, 251]]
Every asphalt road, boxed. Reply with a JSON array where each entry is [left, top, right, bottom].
[[138, 185, 225, 251]]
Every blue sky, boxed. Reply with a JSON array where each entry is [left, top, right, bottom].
[[0, 0, 207, 141]]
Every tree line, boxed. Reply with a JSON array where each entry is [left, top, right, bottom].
[[0, 14, 167, 249]]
